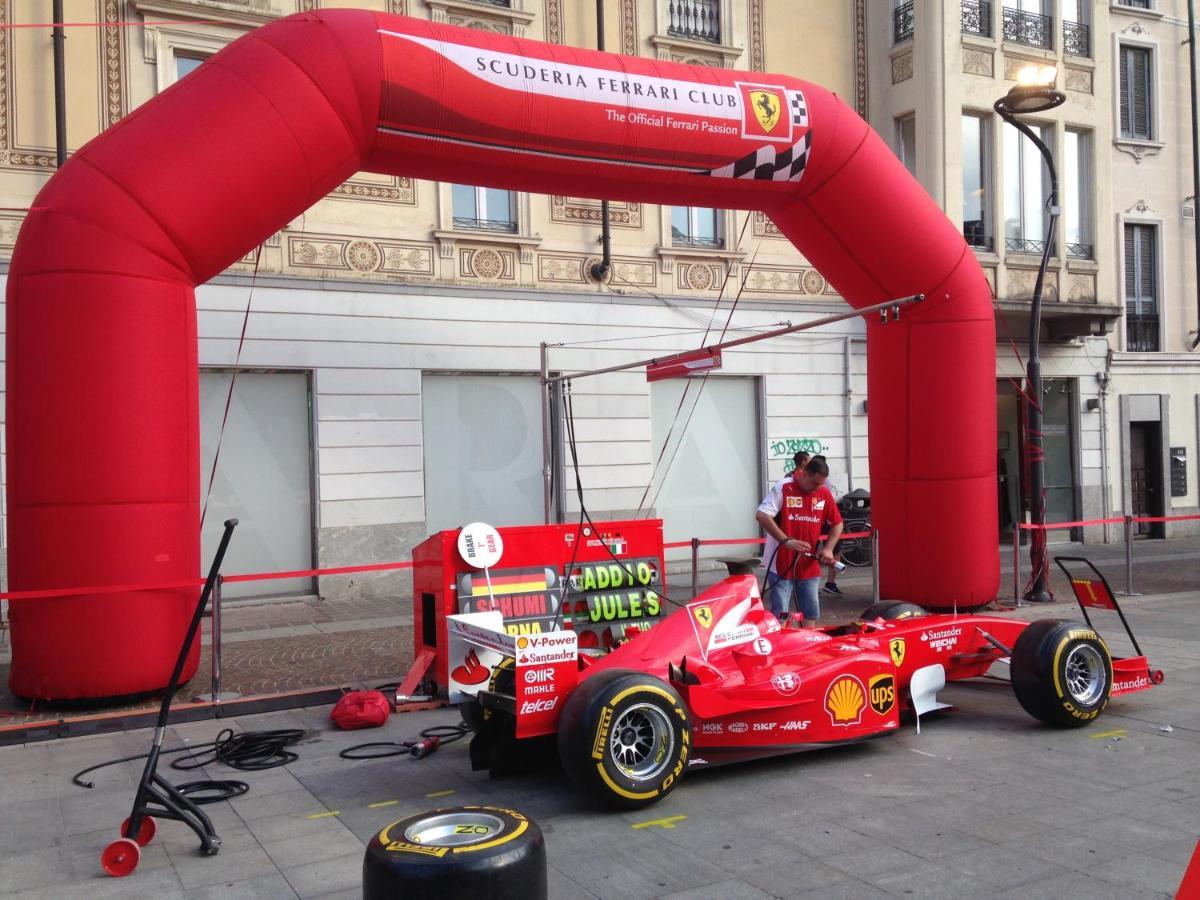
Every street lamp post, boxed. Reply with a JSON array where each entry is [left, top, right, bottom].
[[994, 69, 1065, 604]]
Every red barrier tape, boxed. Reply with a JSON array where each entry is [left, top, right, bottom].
[[665, 531, 872, 551], [1018, 513, 1200, 531], [0, 560, 414, 602]]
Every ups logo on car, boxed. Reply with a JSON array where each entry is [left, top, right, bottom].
[[868, 674, 896, 716]]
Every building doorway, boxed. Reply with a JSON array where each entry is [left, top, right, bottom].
[[1129, 421, 1165, 538]]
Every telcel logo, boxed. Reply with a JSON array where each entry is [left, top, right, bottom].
[[520, 697, 558, 715], [523, 667, 555, 684]]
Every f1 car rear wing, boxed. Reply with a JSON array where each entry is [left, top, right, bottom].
[[446, 612, 578, 738], [1053, 556, 1163, 696]]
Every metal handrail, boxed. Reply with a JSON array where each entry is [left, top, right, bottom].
[[894, 1, 914, 44], [1002, 6, 1053, 50], [1063, 19, 1090, 58], [961, 0, 992, 38]]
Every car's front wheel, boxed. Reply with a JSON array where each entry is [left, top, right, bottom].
[[1011, 619, 1112, 727]]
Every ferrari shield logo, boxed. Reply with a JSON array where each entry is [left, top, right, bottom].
[[889, 638, 906, 668], [749, 90, 781, 133], [693, 606, 713, 629]]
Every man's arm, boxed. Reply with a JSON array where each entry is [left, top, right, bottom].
[[820, 520, 844, 564], [756, 510, 811, 554]]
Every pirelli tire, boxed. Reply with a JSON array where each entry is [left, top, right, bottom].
[[558, 669, 690, 810], [459, 656, 516, 732], [860, 600, 927, 621], [362, 805, 546, 900], [1011, 619, 1113, 728]]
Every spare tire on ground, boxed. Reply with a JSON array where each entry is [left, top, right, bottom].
[[363, 805, 545, 900]]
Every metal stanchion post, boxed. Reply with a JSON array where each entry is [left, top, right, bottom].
[[1013, 525, 1022, 606], [870, 529, 880, 606], [194, 574, 241, 704], [690, 538, 700, 599], [1123, 514, 1138, 596]]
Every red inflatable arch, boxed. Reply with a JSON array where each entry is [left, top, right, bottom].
[[7, 11, 997, 700]]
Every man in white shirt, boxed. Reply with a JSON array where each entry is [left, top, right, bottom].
[[757, 451, 809, 615]]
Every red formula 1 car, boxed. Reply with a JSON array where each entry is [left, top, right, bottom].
[[452, 557, 1161, 809]]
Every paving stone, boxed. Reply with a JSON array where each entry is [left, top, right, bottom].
[[995, 869, 1167, 899], [182, 872, 299, 899], [656, 877, 777, 899], [1090, 851, 1194, 896], [279, 851, 363, 899], [261, 827, 366, 870]]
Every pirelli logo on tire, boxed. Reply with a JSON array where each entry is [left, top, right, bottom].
[[592, 706, 613, 760]]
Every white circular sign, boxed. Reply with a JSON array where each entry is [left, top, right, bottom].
[[457, 522, 504, 569]]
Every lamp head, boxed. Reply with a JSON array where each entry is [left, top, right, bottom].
[[995, 66, 1066, 116]]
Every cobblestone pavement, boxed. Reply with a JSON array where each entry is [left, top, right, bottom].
[[0, 589, 1195, 898], [0, 536, 1196, 729]]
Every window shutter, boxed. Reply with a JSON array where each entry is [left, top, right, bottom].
[[1132, 48, 1151, 139], [1124, 224, 1136, 300], [1120, 48, 1131, 137], [1138, 225, 1156, 309]]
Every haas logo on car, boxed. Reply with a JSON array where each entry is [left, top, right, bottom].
[[824, 675, 866, 727]]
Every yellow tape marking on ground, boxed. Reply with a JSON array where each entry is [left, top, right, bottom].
[[426, 789, 456, 799], [1090, 728, 1127, 740], [368, 800, 400, 809], [631, 815, 687, 830], [307, 811, 340, 819]]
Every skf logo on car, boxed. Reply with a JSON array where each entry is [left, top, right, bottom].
[[520, 697, 558, 715], [824, 675, 866, 727], [523, 667, 555, 684], [771, 672, 802, 696], [753, 722, 776, 732], [868, 674, 896, 716], [889, 638, 906, 667], [727, 722, 749, 734], [701, 722, 723, 735]]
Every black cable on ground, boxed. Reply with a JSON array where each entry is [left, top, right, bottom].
[[71, 728, 304, 801], [340, 723, 470, 760]]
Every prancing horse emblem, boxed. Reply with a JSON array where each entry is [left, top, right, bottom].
[[889, 638, 906, 668], [750, 90, 781, 133]]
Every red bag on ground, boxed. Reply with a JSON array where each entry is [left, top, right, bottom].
[[330, 690, 391, 730]]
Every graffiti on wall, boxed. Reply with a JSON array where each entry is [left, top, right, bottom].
[[768, 437, 825, 473]]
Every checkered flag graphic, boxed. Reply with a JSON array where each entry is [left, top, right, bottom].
[[702, 131, 812, 183], [789, 90, 808, 128]]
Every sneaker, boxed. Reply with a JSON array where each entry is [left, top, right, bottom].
[[823, 582, 842, 595]]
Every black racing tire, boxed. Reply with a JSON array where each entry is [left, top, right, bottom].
[[557, 669, 690, 810], [459, 656, 515, 732], [1011, 619, 1113, 728], [860, 600, 927, 621], [363, 805, 545, 900]]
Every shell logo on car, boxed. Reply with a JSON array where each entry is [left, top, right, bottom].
[[824, 675, 866, 727]]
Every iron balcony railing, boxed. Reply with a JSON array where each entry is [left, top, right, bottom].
[[894, 1, 915, 44], [961, 0, 992, 38], [1005, 236, 1057, 255], [672, 233, 725, 249], [1125, 313, 1160, 351], [667, 0, 721, 44], [1063, 20, 1090, 58], [1002, 6, 1053, 50], [453, 216, 518, 233], [1067, 241, 1094, 259], [472, 0, 512, 6]]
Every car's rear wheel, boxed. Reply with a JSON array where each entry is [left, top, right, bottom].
[[557, 669, 690, 810], [1011, 619, 1112, 728], [860, 600, 927, 621]]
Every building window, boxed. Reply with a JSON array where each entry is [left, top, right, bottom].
[[452, 185, 517, 232], [893, 0, 915, 44], [671, 206, 724, 248], [896, 115, 917, 177], [1124, 224, 1159, 351], [667, 0, 721, 44], [1002, 1, 1053, 50], [1116, 0, 1152, 8], [1003, 120, 1052, 254], [1120, 45, 1154, 141], [961, 0, 993, 38], [962, 113, 992, 251], [1061, 0, 1090, 58], [175, 53, 208, 81], [1064, 129, 1092, 258]]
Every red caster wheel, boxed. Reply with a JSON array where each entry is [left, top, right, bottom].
[[101, 838, 141, 877], [121, 815, 157, 846]]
